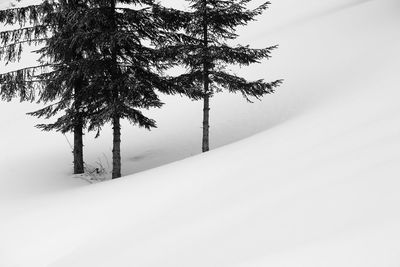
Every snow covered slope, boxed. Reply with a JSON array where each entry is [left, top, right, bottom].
[[1, 0, 400, 266]]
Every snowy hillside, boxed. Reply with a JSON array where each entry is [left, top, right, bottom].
[[1, 0, 400, 266]]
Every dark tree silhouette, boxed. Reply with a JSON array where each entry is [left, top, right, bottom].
[[55, 0, 194, 178], [0, 0, 89, 174], [164, 0, 282, 152]]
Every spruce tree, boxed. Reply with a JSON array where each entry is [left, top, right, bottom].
[[28, 0, 93, 174], [60, 0, 191, 178], [1, 0, 196, 179], [0, 1, 89, 174], [167, 0, 282, 152]]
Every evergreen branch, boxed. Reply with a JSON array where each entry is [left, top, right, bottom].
[[0, 64, 54, 102], [166, 72, 204, 100], [0, 38, 49, 50], [121, 105, 157, 130], [27, 99, 65, 119], [0, 25, 51, 46], [212, 71, 282, 101], [0, 1, 58, 27], [0, 64, 53, 76], [0, 38, 48, 63], [32, 112, 75, 133], [0, 78, 38, 101], [210, 44, 278, 65], [151, 4, 191, 30]]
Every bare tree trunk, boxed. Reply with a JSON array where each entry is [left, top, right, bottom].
[[112, 114, 121, 179], [202, 0, 210, 153], [110, 0, 121, 179], [73, 79, 84, 174], [73, 116, 84, 174], [202, 94, 210, 152]]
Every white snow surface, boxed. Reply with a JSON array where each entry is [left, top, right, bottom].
[[1, 0, 400, 266]]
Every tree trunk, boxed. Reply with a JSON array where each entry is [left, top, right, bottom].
[[73, 78, 84, 174], [112, 114, 122, 179], [202, 94, 210, 152], [202, 1, 210, 153], [110, 0, 122, 179], [73, 116, 84, 174]]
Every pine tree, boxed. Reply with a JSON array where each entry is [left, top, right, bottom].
[[1, 0, 197, 179], [60, 0, 191, 178], [166, 0, 282, 152], [0, 1, 89, 174], [28, 0, 94, 174]]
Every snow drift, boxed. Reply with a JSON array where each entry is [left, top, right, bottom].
[[1, 0, 400, 266]]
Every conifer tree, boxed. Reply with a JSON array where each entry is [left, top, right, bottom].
[[28, 0, 94, 174], [167, 0, 282, 152], [59, 0, 192, 178], [0, 1, 89, 174], [1, 0, 196, 178]]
